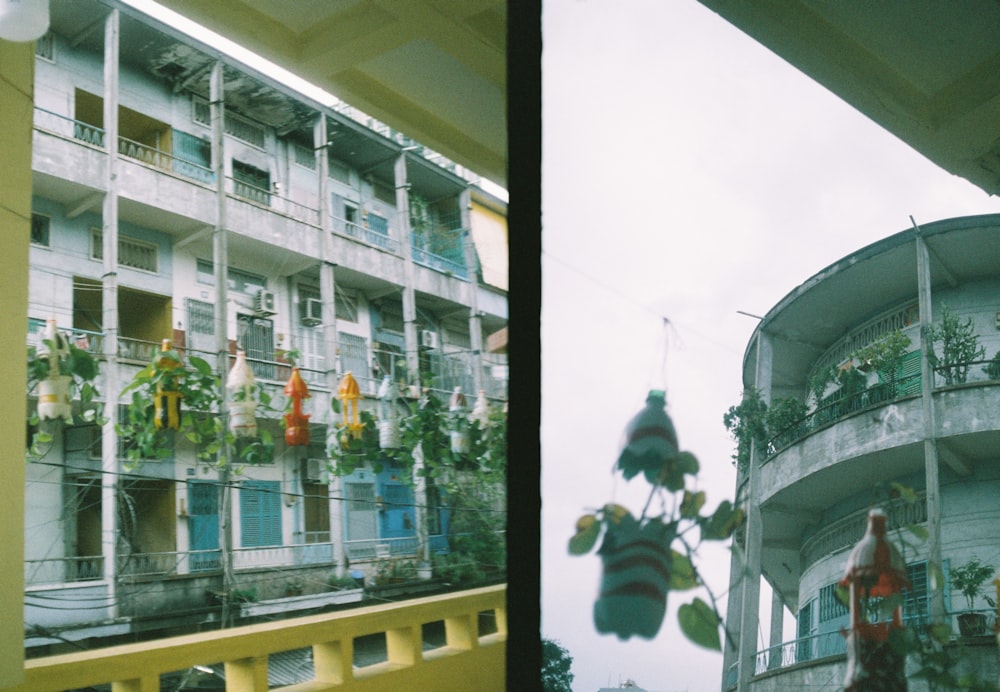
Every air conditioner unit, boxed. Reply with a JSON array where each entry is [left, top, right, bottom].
[[419, 329, 439, 349], [302, 298, 323, 326], [305, 458, 328, 482], [254, 289, 276, 315]]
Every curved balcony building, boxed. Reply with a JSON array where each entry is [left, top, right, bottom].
[[723, 215, 1000, 690]]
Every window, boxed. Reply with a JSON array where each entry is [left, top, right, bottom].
[[232, 160, 271, 205], [819, 583, 849, 623], [292, 143, 315, 170], [91, 229, 159, 273], [240, 480, 281, 547], [192, 96, 265, 148], [31, 214, 50, 247], [368, 212, 389, 235], [373, 181, 395, 204], [904, 561, 929, 625], [172, 130, 215, 184], [195, 259, 267, 295], [35, 32, 54, 61], [328, 158, 350, 184], [338, 333, 369, 381]]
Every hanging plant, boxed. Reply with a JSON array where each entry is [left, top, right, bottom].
[[118, 342, 274, 469], [572, 389, 743, 647], [26, 321, 104, 459]]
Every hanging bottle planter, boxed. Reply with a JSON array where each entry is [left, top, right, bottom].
[[449, 386, 470, 455], [36, 320, 73, 423], [226, 349, 258, 438], [472, 389, 490, 427], [839, 508, 910, 691], [593, 509, 674, 640], [153, 339, 183, 431], [337, 371, 363, 448], [616, 389, 680, 487], [377, 375, 400, 449], [283, 366, 311, 446]]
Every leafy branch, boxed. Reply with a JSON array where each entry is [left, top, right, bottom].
[[570, 390, 743, 648]]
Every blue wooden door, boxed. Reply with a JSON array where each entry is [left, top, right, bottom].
[[188, 481, 220, 572], [379, 483, 415, 539]]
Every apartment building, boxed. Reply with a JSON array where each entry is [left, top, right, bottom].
[[23, 0, 508, 655], [723, 216, 1000, 690]]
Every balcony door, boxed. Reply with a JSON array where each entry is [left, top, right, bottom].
[[345, 482, 377, 542], [238, 314, 275, 379], [188, 481, 220, 572]]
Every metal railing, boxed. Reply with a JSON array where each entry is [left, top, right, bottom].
[[753, 630, 847, 674], [23, 584, 506, 692], [334, 217, 402, 254], [344, 535, 450, 562], [765, 358, 1000, 456], [25, 555, 104, 586], [411, 243, 468, 279]]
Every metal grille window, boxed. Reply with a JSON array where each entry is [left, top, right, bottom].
[[31, 214, 50, 247], [818, 583, 849, 623], [328, 158, 350, 184], [239, 481, 281, 547], [338, 332, 369, 381], [238, 314, 275, 379], [35, 32, 54, 60], [232, 160, 271, 205], [195, 259, 267, 295], [336, 291, 358, 323], [91, 229, 158, 273], [368, 212, 389, 235], [192, 97, 265, 148], [904, 561, 929, 624], [292, 143, 315, 169]]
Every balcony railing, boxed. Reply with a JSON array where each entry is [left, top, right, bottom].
[[344, 534, 449, 562], [335, 217, 402, 254], [25, 555, 103, 586], [765, 358, 1000, 456], [411, 244, 468, 279], [23, 584, 506, 692]]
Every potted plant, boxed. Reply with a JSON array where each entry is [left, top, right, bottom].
[[928, 305, 984, 385], [951, 556, 997, 637]]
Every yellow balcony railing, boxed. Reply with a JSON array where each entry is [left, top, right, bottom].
[[18, 584, 506, 692]]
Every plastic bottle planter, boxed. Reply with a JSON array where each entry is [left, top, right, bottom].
[[593, 514, 673, 640], [37, 319, 73, 423], [38, 375, 72, 423], [839, 509, 910, 692], [284, 367, 311, 446], [448, 386, 470, 455], [227, 350, 258, 438], [377, 376, 400, 449], [616, 390, 680, 487], [153, 340, 183, 431]]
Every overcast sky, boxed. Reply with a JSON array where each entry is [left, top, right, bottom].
[[540, 2, 998, 691]]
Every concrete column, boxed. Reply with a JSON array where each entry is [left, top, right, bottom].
[[914, 226, 945, 622], [0, 36, 34, 689], [394, 155, 419, 388], [210, 61, 236, 627], [736, 329, 772, 691], [100, 8, 120, 618], [315, 114, 346, 576], [768, 589, 784, 670], [460, 189, 484, 394]]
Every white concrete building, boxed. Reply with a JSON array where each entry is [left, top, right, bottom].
[[723, 216, 1000, 690], [23, 0, 507, 655]]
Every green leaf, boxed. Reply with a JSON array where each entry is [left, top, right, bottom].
[[905, 523, 928, 541], [890, 482, 919, 504], [568, 515, 601, 555], [678, 598, 721, 650], [669, 550, 697, 590], [680, 490, 706, 518], [703, 501, 744, 540]]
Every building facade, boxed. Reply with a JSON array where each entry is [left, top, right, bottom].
[[24, 0, 507, 655], [723, 216, 1000, 690]]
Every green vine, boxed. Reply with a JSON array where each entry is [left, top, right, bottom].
[[117, 347, 274, 469], [26, 331, 105, 460]]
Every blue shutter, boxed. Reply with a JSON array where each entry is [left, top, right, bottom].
[[241, 481, 282, 547]]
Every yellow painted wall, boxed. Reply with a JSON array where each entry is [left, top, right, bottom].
[[0, 38, 33, 689], [470, 201, 508, 291]]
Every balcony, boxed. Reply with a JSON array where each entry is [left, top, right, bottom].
[[22, 584, 506, 691]]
